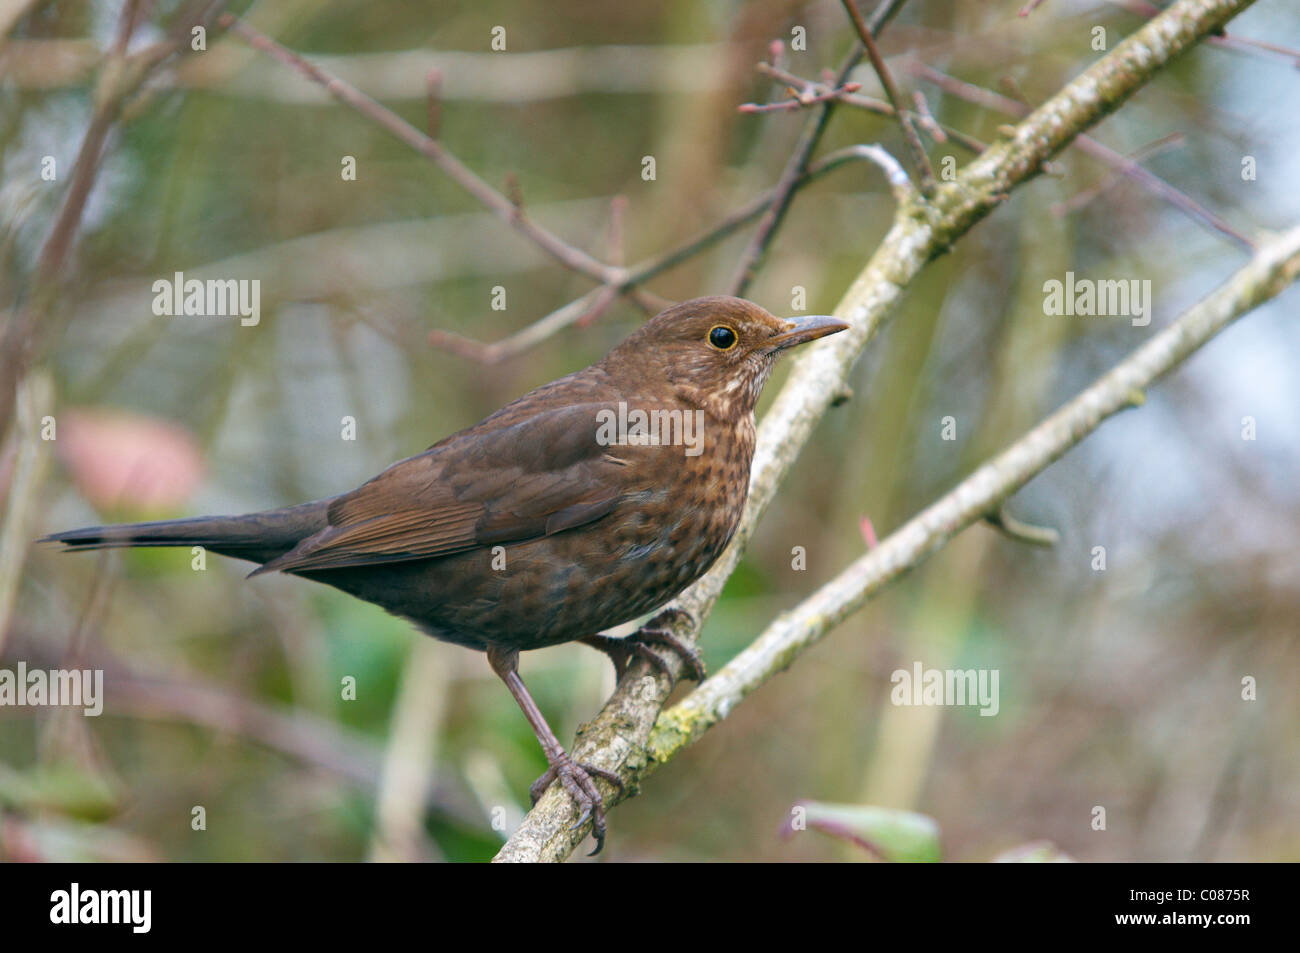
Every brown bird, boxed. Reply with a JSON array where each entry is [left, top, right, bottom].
[[43, 295, 847, 852]]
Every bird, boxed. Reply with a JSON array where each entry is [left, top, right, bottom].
[[42, 295, 848, 854]]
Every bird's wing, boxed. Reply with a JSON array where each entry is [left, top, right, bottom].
[[250, 401, 643, 575]]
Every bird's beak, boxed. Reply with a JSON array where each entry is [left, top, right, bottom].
[[770, 314, 850, 350]]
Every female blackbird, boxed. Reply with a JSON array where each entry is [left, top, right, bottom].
[[44, 295, 848, 853]]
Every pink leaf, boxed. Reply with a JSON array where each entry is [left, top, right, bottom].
[[58, 409, 203, 512]]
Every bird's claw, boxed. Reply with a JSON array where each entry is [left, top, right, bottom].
[[529, 753, 624, 855], [581, 608, 706, 687], [632, 622, 706, 683]]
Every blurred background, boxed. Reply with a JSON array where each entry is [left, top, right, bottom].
[[2, 0, 1298, 862]]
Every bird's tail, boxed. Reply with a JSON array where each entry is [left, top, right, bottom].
[[40, 500, 330, 567]]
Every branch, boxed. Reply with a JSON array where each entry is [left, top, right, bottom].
[[1113, 0, 1300, 65], [0, 0, 229, 441], [1049, 132, 1186, 217], [428, 145, 901, 363], [218, 14, 619, 286], [748, 62, 988, 155], [841, 0, 935, 194], [909, 62, 1255, 250], [217, 14, 893, 363], [984, 507, 1060, 548], [725, 0, 910, 296], [494, 0, 1260, 863], [738, 79, 863, 113]]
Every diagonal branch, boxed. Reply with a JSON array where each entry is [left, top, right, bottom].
[[1049, 132, 1186, 217], [495, 0, 1260, 863], [909, 62, 1255, 250], [217, 14, 620, 286], [1113, 0, 1300, 65]]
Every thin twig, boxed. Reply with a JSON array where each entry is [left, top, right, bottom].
[[841, 0, 935, 194], [574, 283, 622, 329], [852, 144, 913, 202], [984, 507, 1060, 547], [725, 51, 859, 297], [910, 61, 1255, 250], [739, 81, 862, 113], [220, 15, 697, 357], [218, 14, 620, 287], [1050, 132, 1185, 216], [429, 145, 896, 362], [752, 62, 988, 154], [725, 0, 912, 297], [911, 90, 946, 142], [0, 0, 229, 445]]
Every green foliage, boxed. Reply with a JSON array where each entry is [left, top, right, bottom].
[[797, 801, 943, 862]]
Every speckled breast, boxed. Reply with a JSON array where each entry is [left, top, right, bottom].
[[417, 414, 756, 652]]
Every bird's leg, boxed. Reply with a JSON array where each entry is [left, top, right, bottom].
[[581, 608, 706, 687], [485, 645, 623, 855]]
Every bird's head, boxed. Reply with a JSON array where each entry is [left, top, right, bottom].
[[602, 296, 848, 419]]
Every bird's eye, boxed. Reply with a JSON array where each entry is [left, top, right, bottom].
[[708, 325, 738, 350]]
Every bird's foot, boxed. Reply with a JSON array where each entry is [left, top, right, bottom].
[[529, 753, 624, 855], [581, 611, 705, 688], [635, 608, 706, 683]]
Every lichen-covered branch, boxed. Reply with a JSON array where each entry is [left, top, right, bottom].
[[494, 0, 1257, 863]]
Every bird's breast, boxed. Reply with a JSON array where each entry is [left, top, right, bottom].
[[610, 408, 755, 592], [381, 409, 758, 652]]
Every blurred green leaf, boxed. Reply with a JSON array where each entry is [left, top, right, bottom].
[[793, 801, 942, 862], [0, 761, 121, 822]]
